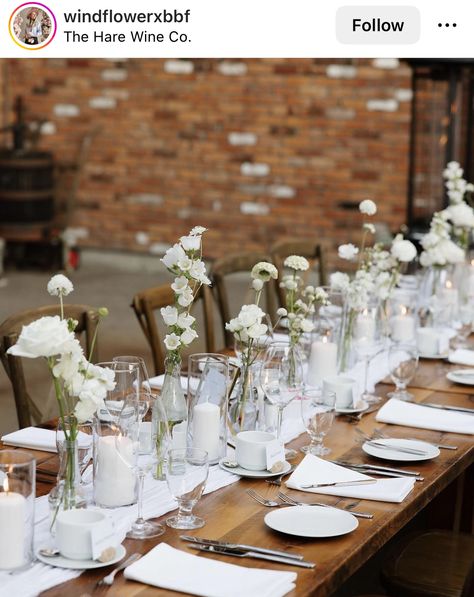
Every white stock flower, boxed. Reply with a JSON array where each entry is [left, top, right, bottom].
[[338, 243, 359, 261], [171, 276, 189, 294], [284, 255, 309, 271], [251, 262, 278, 282], [162, 243, 186, 269], [47, 274, 74, 297], [178, 287, 194, 307], [359, 199, 377, 216], [391, 239, 417, 263], [177, 312, 195, 329], [164, 333, 181, 351], [330, 272, 350, 291], [7, 316, 74, 359], [180, 235, 201, 252], [161, 306, 178, 326], [190, 226, 207, 236], [252, 279, 264, 291], [180, 328, 198, 346]]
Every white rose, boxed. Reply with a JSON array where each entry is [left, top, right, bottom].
[[338, 243, 359, 261], [177, 312, 195, 329], [7, 316, 75, 359], [164, 333, 181, 351], [47, 274, 74, 297], [171, 276, 189, 295], [391, 239, 417, 263], [161, 243, 186, 269], [161, 306, 178, 326], [180, 235, 201, 252], [359, 199, 377, 216], [178, 287, 194, 307], [180, 328, 198, 346]]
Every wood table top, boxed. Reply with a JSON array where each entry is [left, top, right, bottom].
[[5, 360, 474, 597]]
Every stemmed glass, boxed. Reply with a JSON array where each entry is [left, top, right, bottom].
[[117, 389, 169, 539], [259, 341, 304, 460], [166, 447, 209, 530], [388, 344, 419, 402], [300, 388, 336, 456], [113, 355, 151, 390], [97, 360, 140, 421]]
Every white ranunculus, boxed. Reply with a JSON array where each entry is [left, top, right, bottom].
[[162, 243, 186, 269], [180, 328, 198, 346], [446, 203, 474, 228], [252, 279, 264, 291], [238, 304, 265, 328], [225, 318, 242, 333], [247, 322, 268, 339], [47, 274, 74, 297], [171, 276, 189, 295], [359, 199, 377, 216], [330, 272, 350, 291], [178, 287, 194, 307], [161, 306, 178, 326], [391, 239, 417, 263], [180, 235, 201, 252], [338, 243, 359, 261], [177, 312, 195, 329], [7, 316, 75, 359], [164, 333, 181, 351], [251, 261, 278, 281], [284, 255, 310, 271]]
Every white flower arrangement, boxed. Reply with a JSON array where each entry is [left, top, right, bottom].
[[160, 228, 211, 364]]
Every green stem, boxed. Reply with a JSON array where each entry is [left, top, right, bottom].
[[59, 295, 64, 320]]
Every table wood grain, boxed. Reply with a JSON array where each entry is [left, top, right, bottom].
[[4, 364, 474, 597]]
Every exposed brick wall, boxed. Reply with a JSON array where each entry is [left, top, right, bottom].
[[1, 58, 413, 269]]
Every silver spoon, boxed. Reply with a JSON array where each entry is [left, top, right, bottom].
[[39, 548, 60, 557], [222, 460, 239, 468]]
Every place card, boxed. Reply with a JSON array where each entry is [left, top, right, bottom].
[[90, 518, 116, 561], [266, 439, 285, 471]]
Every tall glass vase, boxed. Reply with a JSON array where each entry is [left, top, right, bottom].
[[160, 354, 188, 451], [228, 362, 258, 435]]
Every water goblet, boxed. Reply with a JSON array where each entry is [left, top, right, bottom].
[[388, 344, 419, 402], [166, 447, 209, 530], [300, 388, 336, 456]]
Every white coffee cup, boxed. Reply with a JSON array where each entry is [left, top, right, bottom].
[[322, 376, 356, 409], [56, 509, 115, 560], [235, 430, 275, 471], [416, 327, 447, 356]]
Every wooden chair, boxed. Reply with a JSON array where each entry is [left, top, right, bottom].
[[0, 304, 100, 429], [381, 530, 474, 597], [131, 284, 215, 376], [211, 251, 277, 348], [270, 239, 328, 308]]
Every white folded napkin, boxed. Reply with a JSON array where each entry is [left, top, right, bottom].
[[124, 543, 297, 597], [148, 374, 199, 393], [376, 398, 474, 435], [1, 427, 92, 453], [448, 349, 474, 366], [286, 454, 415, 503]]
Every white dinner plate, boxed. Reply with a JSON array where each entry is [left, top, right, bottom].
[[447, 370, 474, 386], [219, 458, 292, 478], [264, 505, 358, 538], [362, 438, 439, 462], [36, 544, 126, 570], [419, 352, 448, 360], [336, 399, 369, 414]]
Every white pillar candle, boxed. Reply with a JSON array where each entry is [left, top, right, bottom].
[[94, 436, 136, 508], [306, 340, 338, 387], [354, 311, 376, 340], [192, 402, 220, 462], [468, 265, 474, 296], [171, 421, 187, 450], [0, 481, 26, 570], [416, 327, 446, 356], [390, 315, 416, 343]]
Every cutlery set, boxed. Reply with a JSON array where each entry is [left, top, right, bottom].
[[330, 460, 424, 481]]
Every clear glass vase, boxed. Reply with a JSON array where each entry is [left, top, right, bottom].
[[228, 362, 258, 435], [160, 354, 188, 450]]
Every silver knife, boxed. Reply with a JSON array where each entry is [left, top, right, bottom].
[[342, 465, 424, 482], [180, 535, 304, 561], [301, 479, 377, 489], [366, 441, 428, 456], [422, 402, 474, 415], [331, 460, 421, 475], [190, 544, 316, 568]]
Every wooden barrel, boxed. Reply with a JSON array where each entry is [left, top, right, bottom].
[[0, 151, 54, 226]]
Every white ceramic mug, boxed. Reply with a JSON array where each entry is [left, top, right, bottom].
[[235, 430, 275, 471], [322, 376, 356, 409], [56, 509, 115, 560]]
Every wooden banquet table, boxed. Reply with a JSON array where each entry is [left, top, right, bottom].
[[4, 357, 474, 597]]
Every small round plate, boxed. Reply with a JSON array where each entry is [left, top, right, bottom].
[[36, 544, 126, 570], [264, 505, 358, 538], [362, 438, 439, 462], [419, 352, 448, 360], [219, 458, 292, 478], [447, 370, 474, 386], [336, 399, 369, 414]]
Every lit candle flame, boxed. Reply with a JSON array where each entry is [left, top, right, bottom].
[[3, 475, 9, 494], [322, 335, 328, 344], [400, 305, 407, 316], [446, 280, 452, 289]]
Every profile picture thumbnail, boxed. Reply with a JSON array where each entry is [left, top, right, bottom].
[[9, 3, 57, 50]]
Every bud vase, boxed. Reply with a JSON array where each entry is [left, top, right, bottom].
[[228, 362, 258, 435]]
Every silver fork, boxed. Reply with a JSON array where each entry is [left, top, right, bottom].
[[96, 552, 142, 587], [265, 467, 295, 486], [246, 489, 280, 507], [277, 492, 373, 519]]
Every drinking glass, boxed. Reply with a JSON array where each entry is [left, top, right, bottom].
[[388, 344, 419, 402], [259, 341, 304, 460], [166, 447, 209, 530], [97, 360, 140, 421], [117, 390, 169, 539], [113, 355, 151, 391], [300, 388, 336, 456]]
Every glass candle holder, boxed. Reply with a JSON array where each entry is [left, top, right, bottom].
[[0, 450, 35, 571]]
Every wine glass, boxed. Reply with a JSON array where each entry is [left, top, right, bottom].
[[352, 302, 386, 404], [165, 447, 209, 530], [259, 341, 304, 460], [388, 344, 419, 402], [113, 355, 151, 391], [300, 388, 336, 456], [97, 361, 140, 422], [117, 389, 169, 539]]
